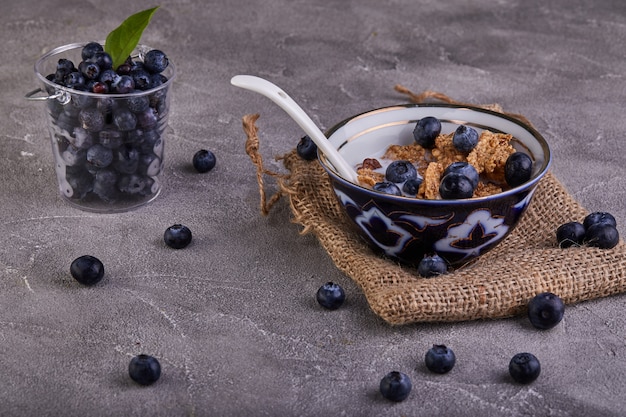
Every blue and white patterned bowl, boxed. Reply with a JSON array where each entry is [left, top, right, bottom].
[[318, 104, 551, 268]]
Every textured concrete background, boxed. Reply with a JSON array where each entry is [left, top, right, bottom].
[[2, 0, 625, 416]]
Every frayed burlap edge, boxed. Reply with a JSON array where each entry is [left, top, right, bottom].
[[241, 88, 626, 325]]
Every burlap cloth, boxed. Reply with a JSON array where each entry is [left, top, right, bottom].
[[241, 86, 625, 325]]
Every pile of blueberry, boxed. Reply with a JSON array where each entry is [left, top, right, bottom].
[[43, 42, 171, 206]]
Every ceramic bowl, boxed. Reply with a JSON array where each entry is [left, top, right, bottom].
[[318, 104, 552, 268]]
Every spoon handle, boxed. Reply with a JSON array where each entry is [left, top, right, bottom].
[[230, 75, 357, 183]]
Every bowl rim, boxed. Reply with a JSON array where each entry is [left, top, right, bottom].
[[34, 41, 176, 99], [319, 103, 552, 205]]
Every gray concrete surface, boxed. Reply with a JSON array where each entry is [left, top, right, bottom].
[[2, 0, 626, 415]]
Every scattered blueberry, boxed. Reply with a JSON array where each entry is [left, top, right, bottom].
[[296, 135, 318, 161], [527, 292, 565, 330], [418, 254, 448, 278], [373, 181, 402, 196], [385, 160, 417, 183], [403, 177, 423, 196], [504, 152, 533, 187], [425, 345, 456, 374], [583, 212, 617, 230], [452, 125, 479, 152], [128, 354, 161, 386], [509, 352, 541, 384], [439, 173, 475, 199], [556, 222, 585, 248], [379, 371, 412, 402], [70, 255, 105, 286], [585, 223, 619, 249], [164, 224, 193, 249], [413, 116, 441, 149], [192, 149, 217, 173], [316, 282, 346, 310], [443, 161, 479, 189]]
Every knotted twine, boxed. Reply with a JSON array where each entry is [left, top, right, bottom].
[[241, 86, 625, 325]]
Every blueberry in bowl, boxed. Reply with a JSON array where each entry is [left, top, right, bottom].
[[318, 104, 551, 268]]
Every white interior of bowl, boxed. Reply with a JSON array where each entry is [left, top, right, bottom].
[[323, 104, 550, 180]]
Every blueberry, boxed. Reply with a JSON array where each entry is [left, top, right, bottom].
[[65, 166, 94, 199], [150, 73, 168, 88], [386, 160, 417, 183], [556, 222, 585, 248], [77, 108, 104, 132], [81, 42, 103, 61], [425, 344, 456, 374], [583, 212, 617, 230], [164, 224, 192, 249], [528, 292, 565, 330], [509, 352, 541, 384], [504, 152, 533, 187], [114, 75, 135, 94], [70, 127, 94, 149], [296, 135, 318, 161], [113, 109, 137, 131], [61, 145, 86, 166], [79, 60, 101, 80], [379, 371, 412, 402], [413, 116, 441, 149], [136, 108, 158, 129], [64, 71, 86, 88], [118, 174, 147, 194], [443, 161, 479, 189], [128, 354, 161, 386], [316, 282, 346, 310], [373, 181, 402, 196], [403, 177, 423, 196], [114, 145, 140, 174], [90, 81, 108, 94], [70, 255, 105, 286], [585, 223, 619, 249], [439, 173, 475, 199], [90, 51, 113, 71], [92, 169, 119, 202], [86, 144, 114, 168], [452, 125, 479, 152], [55, 58, 76, 83], [417, 254, 448, 278], [192, 149, 217, 173], [143, 49, 169, 74], [99, 128, 124, 149], [131, 68, 152, 90], [99, 69, 121, 87], [126, 95, 150, 114]]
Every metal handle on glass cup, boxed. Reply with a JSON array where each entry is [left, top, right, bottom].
[[25, 88, 71, 104], [230, 75, 357, 183]]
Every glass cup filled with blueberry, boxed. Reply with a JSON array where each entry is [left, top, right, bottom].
[[27, 41, 175, 212]]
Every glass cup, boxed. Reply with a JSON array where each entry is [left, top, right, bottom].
[[27, 42, 176, 213]]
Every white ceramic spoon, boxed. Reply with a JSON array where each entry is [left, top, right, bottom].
[[230, 75, 358, 183]]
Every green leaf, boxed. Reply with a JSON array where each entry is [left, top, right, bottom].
[[105, 6, 160, 70]]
